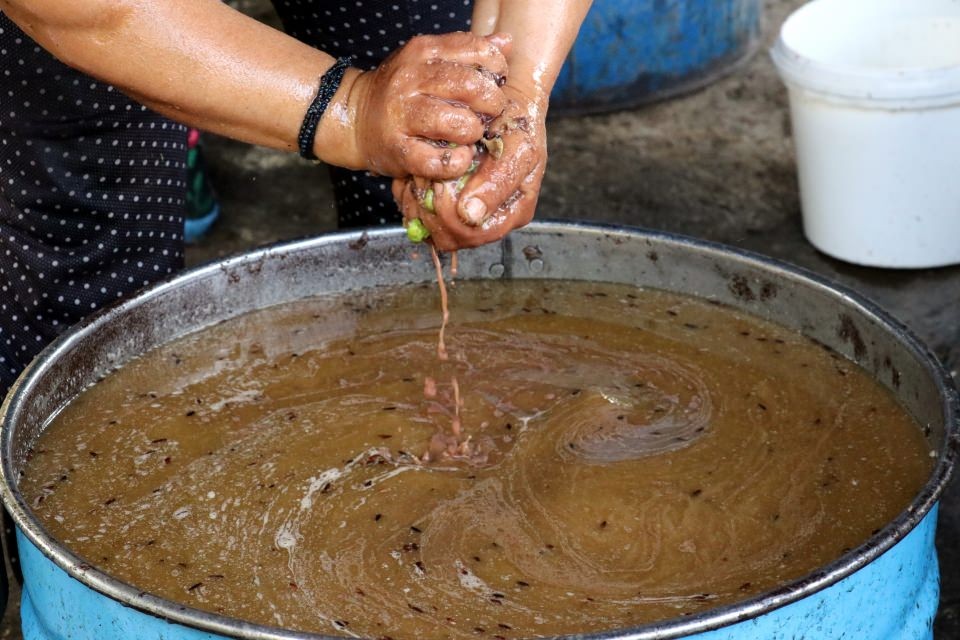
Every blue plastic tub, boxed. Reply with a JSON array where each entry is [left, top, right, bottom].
[[2, 223, 956, 639], [550, 0, 762, 115]]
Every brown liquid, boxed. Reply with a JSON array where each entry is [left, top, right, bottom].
[[425, 247, 471, 463], [21, 280, 933, 638], [430, 244, 451, 362]]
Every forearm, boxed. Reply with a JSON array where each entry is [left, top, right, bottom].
[[0, 0, 360, 167], [471, 0, 592, 106]]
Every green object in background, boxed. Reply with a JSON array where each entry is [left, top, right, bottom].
[[185, 129, 221, 244]]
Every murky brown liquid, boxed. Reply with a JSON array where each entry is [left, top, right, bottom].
[[22, 280, 933, 639]]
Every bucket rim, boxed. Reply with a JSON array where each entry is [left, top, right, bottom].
[[771, 0, 960, 107], [1, 221, 957, 640]]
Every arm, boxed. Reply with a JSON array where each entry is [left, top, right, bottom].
[[396, 0, 591, 250], [0, 0, 509, 180], [472, 0, 593, 108], [460, 0, 593, 224]]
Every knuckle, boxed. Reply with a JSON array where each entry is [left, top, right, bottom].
[[458, 118, 483, 139], [421, 156, 445, 177]]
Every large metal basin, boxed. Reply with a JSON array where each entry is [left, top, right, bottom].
[[1, 222, 957, 639]]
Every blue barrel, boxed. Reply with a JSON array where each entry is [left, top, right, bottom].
[[550, 0, 762, 115]]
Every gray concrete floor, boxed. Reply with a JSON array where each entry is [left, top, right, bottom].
[[4, 0, 960, 637]]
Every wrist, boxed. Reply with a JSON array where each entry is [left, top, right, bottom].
[[503, 61, 554, 115], [311, 67, 366, 170], [503, 78, 550, 119]]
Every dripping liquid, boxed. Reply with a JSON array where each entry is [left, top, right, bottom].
[[425, 245, 466, 462]]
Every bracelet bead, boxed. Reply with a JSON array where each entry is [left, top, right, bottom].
[[297, 56, 353, 160]]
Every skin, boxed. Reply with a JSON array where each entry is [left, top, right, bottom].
[[0, 0, 511, 182], [396, 0, 594, 251]]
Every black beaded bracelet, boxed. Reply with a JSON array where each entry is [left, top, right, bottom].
[[297, 56, 353, 160]]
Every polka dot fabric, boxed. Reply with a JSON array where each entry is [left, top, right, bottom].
[[0, 13, 187, 395], [0, 2, 473, 394], [271, 0, 473, 228]]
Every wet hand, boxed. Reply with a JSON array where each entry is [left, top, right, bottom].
[[393, 84, 547, 251], [343, 32, 511, 181]]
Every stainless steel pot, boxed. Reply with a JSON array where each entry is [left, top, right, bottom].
[[1, 222, 957, 639]]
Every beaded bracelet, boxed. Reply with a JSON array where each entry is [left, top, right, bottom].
[[297, 56, 353, 160]]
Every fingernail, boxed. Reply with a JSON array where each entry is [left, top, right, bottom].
[[462, 198, 487, 224]]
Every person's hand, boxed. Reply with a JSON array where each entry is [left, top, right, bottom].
[[452, 83, 546, 245], [392, 83, 547, 251], [336, 32, 511, 181]]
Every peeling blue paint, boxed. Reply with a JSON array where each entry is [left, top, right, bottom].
[[551, 0, 762, 115]]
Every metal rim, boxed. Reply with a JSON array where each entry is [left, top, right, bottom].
[[2, 221, 957, 640]]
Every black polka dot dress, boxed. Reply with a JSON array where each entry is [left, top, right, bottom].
[[0, 2, 473, 395], [271, 0, 474, 228], [0, 13, 188, 395]]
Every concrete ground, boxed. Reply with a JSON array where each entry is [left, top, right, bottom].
[[4, 0, 960, 637]]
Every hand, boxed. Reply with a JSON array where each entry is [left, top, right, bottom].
[[393, 83, 547, 251], [340, 32, 511, 181]]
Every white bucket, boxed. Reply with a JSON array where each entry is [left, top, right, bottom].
[[772, 0, 960, 268]]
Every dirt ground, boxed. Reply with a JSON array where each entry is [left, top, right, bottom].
[[4, 0, 960, 637]]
